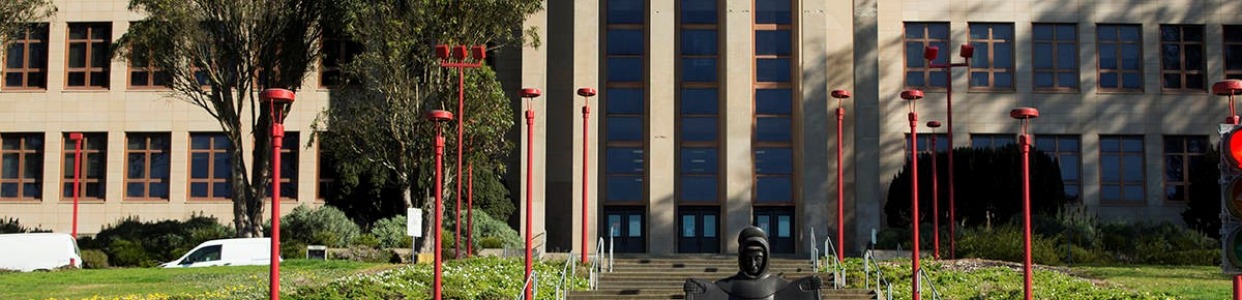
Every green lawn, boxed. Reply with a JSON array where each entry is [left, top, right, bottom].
[[0, 260, 395, 300], [1073, 265, 1231, 300]]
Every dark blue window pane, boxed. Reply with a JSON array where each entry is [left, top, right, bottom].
[[1057, 24, 1076, 40], [756, 30, 791, 55], [606, 88, 644, 114], [191, 182, 208, 197], [970, 42, 989, 68], [1119, 26, 1140, 41], [970, 72, 988, 87], [755, 89, 792, 114], [756, 58, 790, 82], [928, 68, 947, 87], [756, 177, 792, 202], [607, 57, 643, 82], [682, 117, 717, 142], [607, 147, 645, 173], [681, 148, 718, 173], [995, 43, 1013, 68], [1061, 156, 1081, 181], [906, 72, 925, 87], [1100, 73, 1118, 88], [607, 117, 642, 141], [213, 153, 231, 178], [755, 147, 792, 174], [905, 23, 924, 39], [606, 176, 644, 201], [1122, 73, 1141, 89], [680, 176, 718, 202], [682, 30, 717, 55], [681, 88, 718, 114], [1057, 44, 1076, 69], [213, 135, 230, 149], [906, 42, 926, 68], [682, 58, 717, 82], [1033, 43, 1053, 68], [1033, 25, 1053, 40], [995, 72, 1013, 88], [608, 29, 644, 55], [191, 153, 209, 179], [681, 0, 717, 24], [928, 24, 948, 39], [1058, 71, 1078, 88], [1099, 26, 1117, 40], [755, 0, 791, 25], [1100, 44, 1117, 69], [1034, 72, 1053, 87], [214, 182, 232, 198], [756, 117, 791, 142], [1121, 45, 1141, 70], [607, 0, 643, 24], [152, 152, 169, 179], [191, 135, 210, 150]]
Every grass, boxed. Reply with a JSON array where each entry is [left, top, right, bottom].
[[0, 259, 396, 300], [1073, 265, 1231, 300]]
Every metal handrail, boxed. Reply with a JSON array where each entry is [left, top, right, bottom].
[[517, 271, 539, 300], [918, 267, 943, 300], [822, 231, 845, 289], [863, 250, 893, 300], [590, 237, 605, 290], [608, 226, 615, 272], [555, 252, 575, 300]]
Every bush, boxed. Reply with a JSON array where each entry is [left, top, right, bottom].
[[351, 233, 381, 248], [0, 217, 48, 233], [80, 249, 109, 269], [108, 238, 154, 267], [478, 237, 505, 249], [469, 210, 520, 249], [333, 246, 397, 263], [282, 240, 308, 259], [280, 205, 361, 247], [91, 215, 234, 267], [957, 225, 1061, 265], [370, 215, 413, 248]]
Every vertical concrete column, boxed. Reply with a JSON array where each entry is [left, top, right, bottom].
[[851, 0, 882, 252], [722, 0, 755, 254], [798, 0, 831, 255], [821, 0, 857, 255], [545, 0, 576, 252], [647, 0, 677, 255], [519, 0, 549, 253], [570, 0, 601, 255]]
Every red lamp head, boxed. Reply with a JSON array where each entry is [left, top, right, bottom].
[[434, 45, 450, 60], [261, 88, 296, 123], [520, 88, 542, 98], [1214, 80, 1242, 96], [427, 109, 455, 123], [471, 45, 487, 60], [923, 46, 939, 61], [577, 87, 597, 97], [900, 89, 924, 101], [452, 46, 468, 60], [927, 121, 941, 128], [959, 44, 976, 59], [831, 89, 851, 99], [68, 132, 83, 141], [1010, 107, 1040, 120]]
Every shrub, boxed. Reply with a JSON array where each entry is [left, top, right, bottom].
[[957, 225, 1061, 265], [280, 205, 361, 247], [92, 215, 233, 267], [370, 215, 413, 248], [478, 237, 505, 249], [333, 246, 397, 263], [108, 238, 154, 267], [351, 233, 381, 248], [80, 249, 109, 269], [282, 240, 308, 259], [469, 210, 520, 248], [0, 217, 48, 233]]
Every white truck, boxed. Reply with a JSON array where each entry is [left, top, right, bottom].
[[161, 237, 275, 268], [0, 233, 83, 272]]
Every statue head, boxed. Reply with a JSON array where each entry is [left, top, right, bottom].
[[736, 226, 770, 278]]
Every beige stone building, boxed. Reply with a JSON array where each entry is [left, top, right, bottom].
[[5, 0, 1242, 256]]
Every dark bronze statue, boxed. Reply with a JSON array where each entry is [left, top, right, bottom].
[[684, 226, 821, 300]]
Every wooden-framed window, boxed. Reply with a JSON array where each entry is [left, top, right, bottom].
[[3, 23, 49, 90], [265, 132, 298, 200], [1032, 23, 1079, 91], [320, 29, 361, 88], [65, 23, 111, 89], [970, 133, 1016, 149], [1035, 135, 1082, 202], [61, 133, 106, 201], [125, 133, 170, 200], [1, 133, 44, 200], [904, 22, 949, 90], [968, 23, 1015, 90], [189, 133, 232, 200], [678, 0, 720, 204], [1162, 135, 1207, 203], [1159, 24, 1205, 91], [128, 46, 169, 89], [1100, 135, 1145, 204], [1225, 25, 1242, 80], [1097, 24, 1143, 91], [316, 145, 337, 202], [603, 0, 646, 205], [754, 0, 794, 205]]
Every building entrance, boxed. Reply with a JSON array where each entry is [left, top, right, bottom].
[[677, 206, 720, 253], [753, 207, 795, 253], [603, 206, 645, 253]]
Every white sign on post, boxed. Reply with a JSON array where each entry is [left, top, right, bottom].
[[407, 208, 423, 237]]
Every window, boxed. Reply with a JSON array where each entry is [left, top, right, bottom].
[[971, 134, 1016, 149], [904, 133, 950, 153], [754, 0, 794, 204], [62, 133, 106, 201], [125, 133, 169, 200], [265, 133, 298, 199], [1100, 135, 1145, 203], [1, 133, 43, 200], [1163, 136, 1207, 203], [189, 133, 232, 200], [128, 43, 169, 88], [1226, 25, 1242, 80], [968, 23, 1015, 89], [679, 0, 719, 203], [1097, 24, 1143, 91], [3, 23, 49, 90], [320, 29, 361, 88], [1160, 25, 1205, 91], [605, 0, 646, 204], [1032, 23, 1078, 91], [317, 146, 337, 202], [66, 23, 111, 89], [1035, 135, 1082, 201], [904, 22, 949, 89]]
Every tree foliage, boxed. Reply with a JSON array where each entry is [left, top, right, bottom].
[[1182, 145, 1222, 237], [114, 0, 335, 237], [0, 0, 56, 45]]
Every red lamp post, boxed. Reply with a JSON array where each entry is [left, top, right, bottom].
[[830, 89, 850, 262], [901, 89, 924, 300], [467, 161, 474, 257], [261, 88, 295, 300], [1010, 107, 1040, 300], [926, 120, 941, 260], [435, 44, 486, 259], [1214, 80, 1242, 125], [577, 87, 597, 264], [68, 132, 83, 239], [520, 87, 542, 300], [427, 109, 454, 300], [923, 44, 973, 259]]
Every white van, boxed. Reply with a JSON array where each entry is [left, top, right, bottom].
[[0, 233, 83, 272], [161, 238, 277, 268]]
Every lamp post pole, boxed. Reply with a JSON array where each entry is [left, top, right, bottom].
[[467, 161, 474, 257], [830, 89, 850, 261], [901, 89, 924, 300], [577, 87, 596, 264], [927, 121, 941, 259], [436, 44, 486, 259], [923, 44, 973, 259], [520, 88, 542, 300], [1212, 80, 1242, 299], [427, 110, 455, 300], [1010, 107, 1040, 300], [261, 89, 295, 300], [69, 132, 83, 240]]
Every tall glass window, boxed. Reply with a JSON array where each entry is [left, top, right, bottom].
[[904, 22, 949, 89], [1100, 135, 1145, 203], [1, 133, 43, 200], [62, 133, 106, 201], [3, 23, 49, 90], [65, 23, 111, 89], [679, 0, 719, 203], [605, 0, 646, 204], [189, 133, 233, 200], [1162, 136, 1207, 203], [754, 0, 794, 204], [1035, 135, 1082, 201], [1159, 25, 1205, 91], [968, 23, 1014, 89], [1097, 24, 1143, 91], [1032, 23, 1078, 91], [125, 133, 170, 200], [1226, 25, 1242, 80]]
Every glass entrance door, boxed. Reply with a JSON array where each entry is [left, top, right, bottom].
[[603, 206, 645, 253], [753, 207, 795, 253], [678, 206, 720, 253]]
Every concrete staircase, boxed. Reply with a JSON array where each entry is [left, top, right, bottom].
[[566, 257, 877, 300]]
